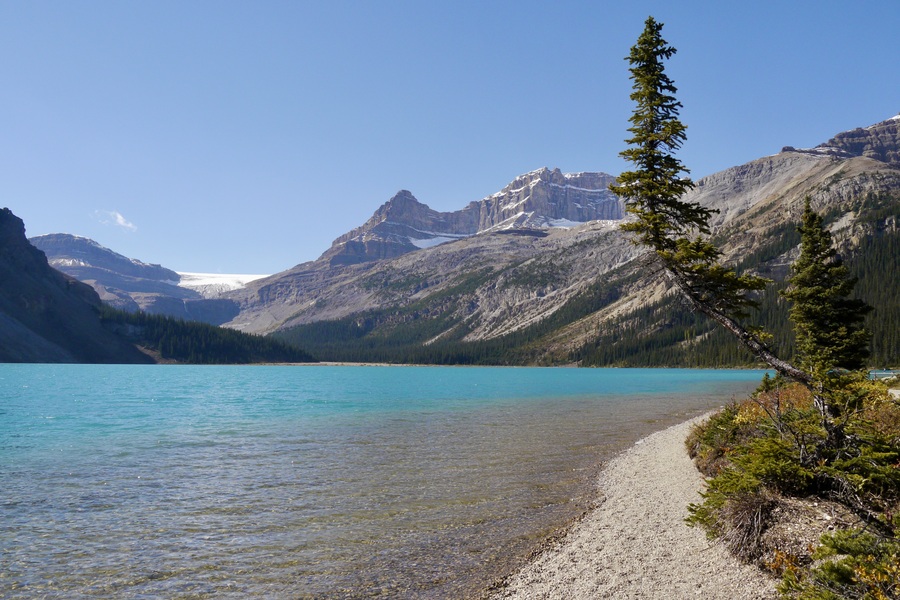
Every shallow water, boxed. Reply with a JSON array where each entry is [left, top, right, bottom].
[[0, 365, 764, 598]]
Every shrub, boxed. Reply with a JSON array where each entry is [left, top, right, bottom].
[[687, 379, 900, 598], [779, 528, 900, 599], [686, 401, 762, 477]]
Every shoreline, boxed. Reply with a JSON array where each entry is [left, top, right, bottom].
[[487, 413, 778, 599]]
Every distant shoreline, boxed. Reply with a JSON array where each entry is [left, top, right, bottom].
[[258, 362, 769, 369]]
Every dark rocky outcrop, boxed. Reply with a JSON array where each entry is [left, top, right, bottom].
[[0, 209, 151, 363], [815, 114, 900, 165]]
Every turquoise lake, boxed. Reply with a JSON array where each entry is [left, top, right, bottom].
[[0, 364, 766, 598]]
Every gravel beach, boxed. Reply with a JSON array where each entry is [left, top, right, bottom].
[[490, 414, 778, 599]]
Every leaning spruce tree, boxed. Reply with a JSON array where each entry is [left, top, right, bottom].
[[610, 17, 873, 442], [609, 16, 795, 378]]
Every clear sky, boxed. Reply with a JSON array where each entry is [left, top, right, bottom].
[[2, 1, 898, 274]]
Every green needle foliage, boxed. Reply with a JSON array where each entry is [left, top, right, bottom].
[[782, 198, 872, 377], [99, 306, 317, 364], [609, 16, 708, 249], [617, 18, 898, 598], [611, 16, 794, 378], [780, 198, 874, 445]]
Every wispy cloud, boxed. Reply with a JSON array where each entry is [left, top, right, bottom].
[[95, 210, 137, 232]]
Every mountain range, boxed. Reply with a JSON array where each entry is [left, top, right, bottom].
[[321, 169, 620, 266], [28, 234, 267, 325], [223, 115, 899, 365], [6, 114, 900, 365]]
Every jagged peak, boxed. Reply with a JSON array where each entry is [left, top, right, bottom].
[[384, 189, 423, 207], [372, 190, 433, 222], [323, 168, 621, 265], [491, 167, 615, 198]]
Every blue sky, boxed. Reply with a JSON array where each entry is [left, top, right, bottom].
[[2, 1, 898, 274]]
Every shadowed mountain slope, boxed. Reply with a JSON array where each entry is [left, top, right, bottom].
[[0, 209, 152, 363]]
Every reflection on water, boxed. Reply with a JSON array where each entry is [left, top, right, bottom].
[[0, 365, 762, 598]]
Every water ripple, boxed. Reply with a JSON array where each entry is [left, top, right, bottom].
[[0, 364, 763, 598]]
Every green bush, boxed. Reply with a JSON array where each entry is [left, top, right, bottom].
[[687, 380, 900, 598], [685, 402, 743, 476], [779, 528, 900, 599]]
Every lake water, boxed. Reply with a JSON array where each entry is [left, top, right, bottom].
[[1, 365, 765, 598]]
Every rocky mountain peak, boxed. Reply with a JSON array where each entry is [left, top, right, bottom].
[[370, 190, 441, 227], [0, 208, 26, 249], [478, 168, 621, 231], [383, 189, 420, 209], [495, 166, 558, 191], [493, 167, 596, 192], [1, 209, 45, 274], [320, 168, 622, 267], [812, 114, 900, 165]]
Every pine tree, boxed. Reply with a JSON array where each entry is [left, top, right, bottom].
[[782, 198, 872, 376], [610, 16, 708, 250], [610, 18, 888, 457], [610, 16, 801, 381]]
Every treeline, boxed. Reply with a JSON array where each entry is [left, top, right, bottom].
[[273, 269, 633, 365], [850, 227, 900, 367], [100, 306, 317, 364]]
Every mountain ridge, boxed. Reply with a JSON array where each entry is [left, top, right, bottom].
[[30, 233, 244, 325], [19, 113, 900, 366], [262, 114, 900, 365], [320, 167, 620, 266]]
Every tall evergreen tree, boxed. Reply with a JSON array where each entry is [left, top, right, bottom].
[[610, 16, 798, 380], [609, 16, 708, 250], [782, 198, 872, 375], [611, 17, 885, 454]]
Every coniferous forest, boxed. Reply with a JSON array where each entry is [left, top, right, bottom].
[[100, 306, 317, 364], [274, 195, 898, 369]]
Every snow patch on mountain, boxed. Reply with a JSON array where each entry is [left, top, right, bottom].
[[48, 258, 91, 268], [177, 272, 270, 298], [411, 235, 466, 249]]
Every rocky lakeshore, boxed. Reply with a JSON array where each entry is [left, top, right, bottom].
[[489, 414, 778, 599]]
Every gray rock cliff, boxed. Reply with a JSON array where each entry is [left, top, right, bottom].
[[321, 168, 621, 266]]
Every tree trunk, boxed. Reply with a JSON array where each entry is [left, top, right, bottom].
[[665, 267, 848, 446]]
